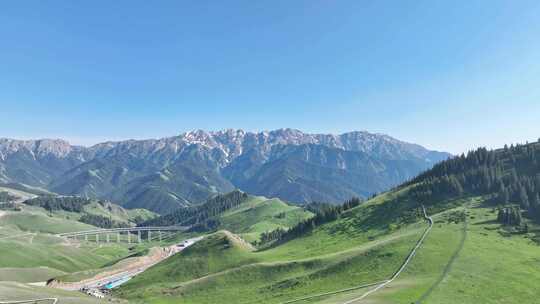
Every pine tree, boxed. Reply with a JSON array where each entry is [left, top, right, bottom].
[[519, 186, 530, 210], [498, 184, 509, 205], [531, 193, 540, 220], [497, 208, 504, 222], [514, 208, 522, 225]]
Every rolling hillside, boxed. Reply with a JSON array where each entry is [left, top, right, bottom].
[[142, 190, 314, 242], [21, 195, 157, 229], [0, 190, 165, 302], [117, 141, 540, 303], [0, 201, 135, 280]]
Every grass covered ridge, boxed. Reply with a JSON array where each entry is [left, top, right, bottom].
[[218, 196, 314, 242], [117, 190, 540, 304]]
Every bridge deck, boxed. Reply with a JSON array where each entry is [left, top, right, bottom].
[[57, 226, 189, 237]]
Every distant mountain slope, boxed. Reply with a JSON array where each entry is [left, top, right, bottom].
[[0, 129, 450, 211], [0, 182, 53, 203], [0, 139, 86, 186], [21, 195, 157, 228], [233, 144, 430, 203]]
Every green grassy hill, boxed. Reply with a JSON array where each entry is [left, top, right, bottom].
[[143, 191, 314, 242], [117, 142, 540, 303], [0, 182, 54, 199], [0, 204, 141, 277], [118, 231, 256, 296], [0, 194, 161, 296], [218, 196, 314, 242], [21, 195, 158, 228], [117, 194, 540, 304], [0, 281, 106, 304], [0, 205, 98, 234], [82, 200, 157, 225], [117, 195, 427, 303]]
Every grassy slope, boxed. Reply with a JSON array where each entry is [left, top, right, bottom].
[[0, 188, 171, 302], [118, 231, 257, 300], [0, 183, 54, 202], [0, 281, 108, 304], [82, 201, 157, 225], [398, 201, 540, 303], [299, 197, 540, 304], [0, 204, 155, 282], [0, 267, 66, 283], [0, 206, 97, 234], [118, 189, 540, 304], [0, 216, 138, 279], [0, 196, 156, 234], [116, 189, 426, 303], [218, 196, 314, 242], [0, 185, 37, 202]]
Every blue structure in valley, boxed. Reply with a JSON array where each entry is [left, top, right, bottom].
[[104, 276, 132, 289]]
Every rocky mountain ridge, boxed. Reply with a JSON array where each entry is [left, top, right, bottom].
[[0, 129, 450, 213]]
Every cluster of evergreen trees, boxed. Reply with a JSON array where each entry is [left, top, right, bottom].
[[259, 197, 363, 245], [23, 196, 96, 212], [0, 191, 18, 203], [497, 206, 522, 226], [0, 202, 21, 211], [79, 213, 130, 229], [260, 227, 287, 244], [409, 141, 540, 223], [140, 190, 249, 228]]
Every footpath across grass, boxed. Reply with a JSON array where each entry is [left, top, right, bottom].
[[318, 200, 540, 304]]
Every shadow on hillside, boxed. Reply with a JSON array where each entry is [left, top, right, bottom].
[[472, 219, 498, 225]]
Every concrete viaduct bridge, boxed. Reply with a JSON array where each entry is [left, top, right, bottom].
[[57, 226, 189, 244]]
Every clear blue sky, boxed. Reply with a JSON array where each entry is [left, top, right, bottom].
[[1, 1, 540, 154]]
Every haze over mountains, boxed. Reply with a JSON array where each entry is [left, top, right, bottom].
[[0, 129, 450, 213]]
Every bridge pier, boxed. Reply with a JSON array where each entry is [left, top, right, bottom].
[[148, 231, 151, 242], [96, 234, 99, 243], [117, 232, 120, 243], [138, 230, 141, 243], [85, 234, 88, 242], [106, 233, 110, 243], [127, 232, 131, 243], [159, 230, 162, 242]]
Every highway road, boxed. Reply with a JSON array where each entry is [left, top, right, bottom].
[[57, 226, 189, 238]]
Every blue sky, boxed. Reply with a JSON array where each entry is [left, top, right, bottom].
[[1, 1, 539, 153]]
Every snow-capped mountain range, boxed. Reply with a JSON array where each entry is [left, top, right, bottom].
[[0, 129, 450, 213]]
